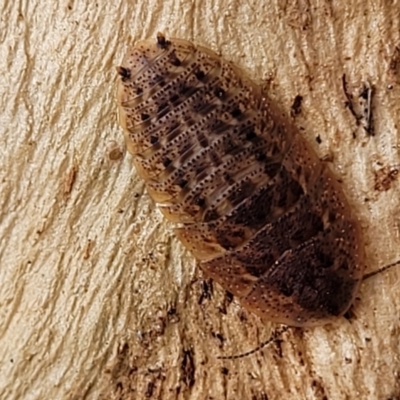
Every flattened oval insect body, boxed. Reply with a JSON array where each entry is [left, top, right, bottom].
[[116, 34, 365, 327]]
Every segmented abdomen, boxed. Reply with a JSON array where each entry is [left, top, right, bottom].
[[116, 34, 365, 327]]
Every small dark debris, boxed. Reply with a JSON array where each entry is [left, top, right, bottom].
[[198, 279, 213, 304], [238, 309, 248, 321], [221, 367, 229, 375], [342, 74, 359, 122], [212, 332, 224, 344], [374, 166, 399, 192], [181, 349, 195, 388], [168, 307, 176, 316], [274, 338, 284, 358], [342, 74, 375, 136], [145, 381, 155, 398], [291, 95, 303, 116], [167, 306, 180, 323], [218, 291, 234, 314], [360, 81, 374, 136]]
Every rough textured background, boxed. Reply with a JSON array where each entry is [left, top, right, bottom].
[[1, 0, 400, 399]]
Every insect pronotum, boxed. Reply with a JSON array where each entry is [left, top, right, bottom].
[[116, 33, 366, 328]]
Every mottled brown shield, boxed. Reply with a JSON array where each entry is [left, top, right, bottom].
[[116, 33, 365, 327]]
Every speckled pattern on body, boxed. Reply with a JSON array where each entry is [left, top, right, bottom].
[[116, 33, 365, 327]]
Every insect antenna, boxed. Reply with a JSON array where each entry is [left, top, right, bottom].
[[217, 325, 290, 360], [363, 259, 400, 280]]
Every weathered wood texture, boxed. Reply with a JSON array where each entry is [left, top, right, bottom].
[[1, 1, 399, 399]]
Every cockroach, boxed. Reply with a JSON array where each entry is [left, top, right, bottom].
[[116, 33, 368, 329]]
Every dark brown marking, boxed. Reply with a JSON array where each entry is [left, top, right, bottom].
[[156, 32, 170, 49], [116, 66, 131, 81]]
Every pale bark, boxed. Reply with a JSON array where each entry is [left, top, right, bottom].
[[1, 0, 400, 399]]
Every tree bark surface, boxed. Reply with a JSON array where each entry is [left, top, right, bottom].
[[1, 1, 400, 399]]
